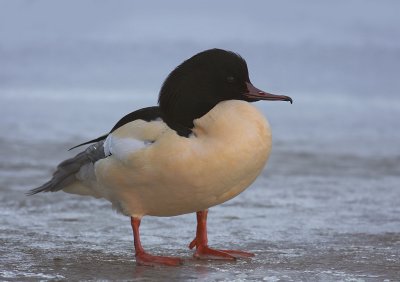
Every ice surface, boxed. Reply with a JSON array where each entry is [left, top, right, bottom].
[[1, 94, 399, 280]]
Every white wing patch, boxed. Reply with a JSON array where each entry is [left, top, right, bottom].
[[103, 119, 168, 162], [104, 135, 149, 160]]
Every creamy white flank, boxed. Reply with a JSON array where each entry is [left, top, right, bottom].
[[64, 100, 272, 217]]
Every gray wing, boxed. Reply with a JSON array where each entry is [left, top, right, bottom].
[[27, 140, 106, 195]]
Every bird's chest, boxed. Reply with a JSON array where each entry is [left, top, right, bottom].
[[100, 101, 273, 217], [141, 107, 272, 213]]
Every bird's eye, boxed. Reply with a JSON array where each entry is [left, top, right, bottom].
[[226, 76, 235, 83]]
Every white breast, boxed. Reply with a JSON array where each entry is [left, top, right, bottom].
[[94, 100, 272, 217]]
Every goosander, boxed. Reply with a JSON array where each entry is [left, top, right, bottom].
[[29, 48, 292, 266]]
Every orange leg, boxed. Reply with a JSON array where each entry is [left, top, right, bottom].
[[131, 217, 183, 266], [189, 210, 255, 260]]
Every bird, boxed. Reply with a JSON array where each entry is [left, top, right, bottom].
[[28, 48, 292, 266]]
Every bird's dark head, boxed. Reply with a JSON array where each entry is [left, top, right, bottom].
[[158, 48, 292, 136]]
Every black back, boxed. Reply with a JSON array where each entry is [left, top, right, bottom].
[[69, 106, 162, 150]]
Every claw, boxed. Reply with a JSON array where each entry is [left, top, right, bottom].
[[189, 210, 255, 260], [131, 217, 183, 266], [136, 252, 183, 266], [193, 246, 236, 260]]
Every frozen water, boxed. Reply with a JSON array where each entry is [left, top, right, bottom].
[[1, 93, 399, 280]]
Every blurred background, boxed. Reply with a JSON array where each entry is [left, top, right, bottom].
[[1, 0, 400, 154], [1, 0, 399, 280]]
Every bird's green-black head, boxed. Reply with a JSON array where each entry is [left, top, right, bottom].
[[158, 48, 292, 136]]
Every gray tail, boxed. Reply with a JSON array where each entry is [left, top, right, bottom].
[[27, 141, 106, 196]]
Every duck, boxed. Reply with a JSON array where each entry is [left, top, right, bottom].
[[28, 48, 292, 266]]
